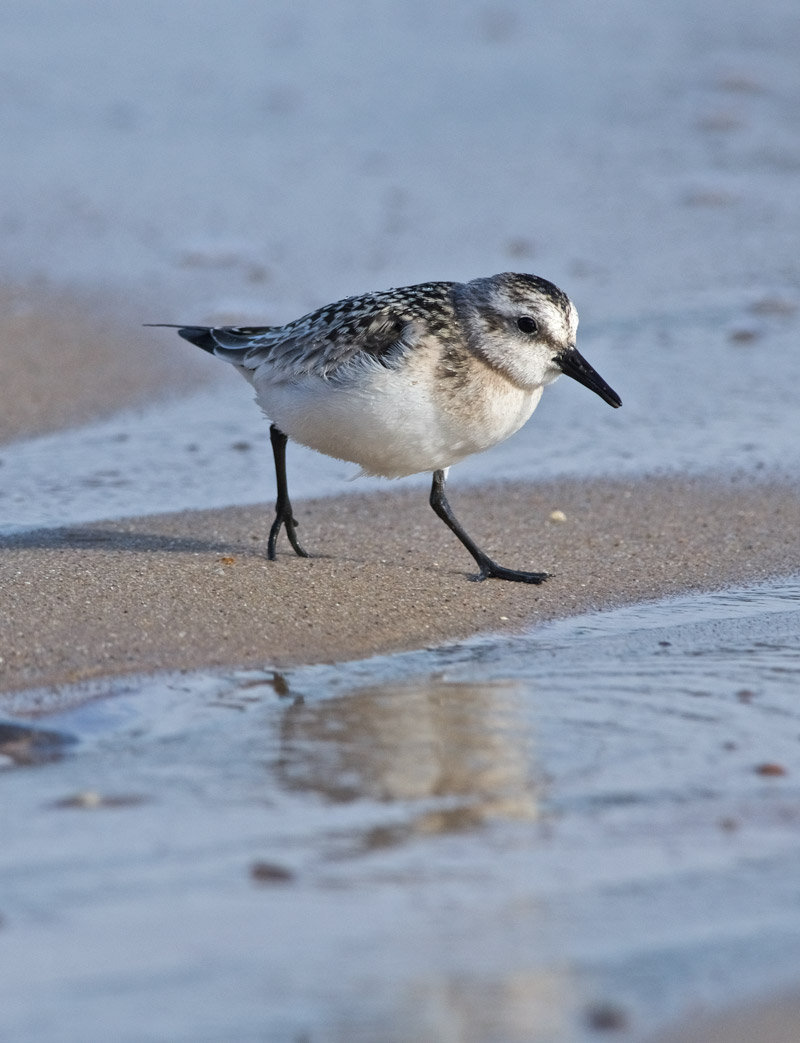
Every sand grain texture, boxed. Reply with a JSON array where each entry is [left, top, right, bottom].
[[2, 476, 799, 697]]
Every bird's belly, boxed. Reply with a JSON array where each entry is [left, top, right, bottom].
[[253, 369, 540, 478]]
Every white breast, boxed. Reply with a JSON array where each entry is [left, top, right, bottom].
[[249, 358, 542, 478]]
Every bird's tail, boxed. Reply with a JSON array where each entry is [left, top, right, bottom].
[[177, 326, 220, 354], [145, 324, 274, 364], [145, 324, 218, 355]]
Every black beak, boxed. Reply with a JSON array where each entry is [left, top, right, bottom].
[[558, 347, 622, 408]]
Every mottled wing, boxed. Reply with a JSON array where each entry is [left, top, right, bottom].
[[241, 301, 416, 380], [178, 282, 458, 382]]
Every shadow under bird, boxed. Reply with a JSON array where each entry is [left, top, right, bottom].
[[150, 272, 621, 583]]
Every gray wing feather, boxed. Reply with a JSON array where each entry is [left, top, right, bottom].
[[171, 282, 457, 380], [210, 308, 417, 380]]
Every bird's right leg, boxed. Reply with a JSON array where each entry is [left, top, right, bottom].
[[429, 469, 548, 584], [268, 424, 309, 559]]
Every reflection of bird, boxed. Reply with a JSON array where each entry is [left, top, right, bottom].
[[275, 680, 540, 832], [152, 272, 621, 583]]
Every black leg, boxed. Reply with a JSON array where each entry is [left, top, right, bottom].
[[268, 424, 309, 560], [429, 470, 548, 584]]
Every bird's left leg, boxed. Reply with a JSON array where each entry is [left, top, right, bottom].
[[268, 424, 309, 559], [429, 469, 548, 584]]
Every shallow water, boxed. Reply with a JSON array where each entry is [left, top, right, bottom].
[[2, 577, 800, 1042]]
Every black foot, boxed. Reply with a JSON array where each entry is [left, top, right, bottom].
[[268, 423, 310, 560], [268, 505, 309, 560], [474, 561, 549, 584], [429, 470, 548, 585]]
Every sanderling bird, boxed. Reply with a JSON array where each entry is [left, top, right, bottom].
[[151, 272, 620, 583]]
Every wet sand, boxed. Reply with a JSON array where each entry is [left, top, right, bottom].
[[648, 987, 800, 1043], [0, 284, 211, 444], [3, 474, 800, 700]]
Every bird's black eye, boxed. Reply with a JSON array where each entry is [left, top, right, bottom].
[[517, 316, 538, 335]]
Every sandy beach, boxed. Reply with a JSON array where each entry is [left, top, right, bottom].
[[3, 473, 800, 701]]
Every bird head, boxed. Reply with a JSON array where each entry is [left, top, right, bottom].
[[457, 272, 621, 408]]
